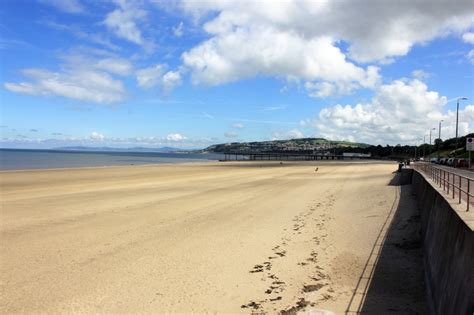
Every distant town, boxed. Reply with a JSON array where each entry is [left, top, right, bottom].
[[204, 138, 367, 154], [203, 134, 474, 161]]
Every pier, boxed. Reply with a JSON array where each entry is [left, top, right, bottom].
[[221, 152, 372, 161]]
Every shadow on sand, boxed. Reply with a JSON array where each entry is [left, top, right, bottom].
[[345, 173, 427, 314]]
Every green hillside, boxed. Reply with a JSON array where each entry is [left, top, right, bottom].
[[202, 134, 474, 161], [203, 138, 370, 154]]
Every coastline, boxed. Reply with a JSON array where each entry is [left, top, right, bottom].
[[0, 158, 392, 173], [0, 159, 217, 173], [0, 149, 223, 172]]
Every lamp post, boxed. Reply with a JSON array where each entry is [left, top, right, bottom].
[[438, 120, 443, 160], [455, 97, 468, 157], [429, 128, 436, 160], [415, 138, 423, 160], [423, 135, 427, 161]]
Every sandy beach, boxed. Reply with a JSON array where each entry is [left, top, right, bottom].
[[0, 161, 425, 313]]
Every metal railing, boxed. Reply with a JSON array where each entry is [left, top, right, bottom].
[[412, 163, 472, 211]]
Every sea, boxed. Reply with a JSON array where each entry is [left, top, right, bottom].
[[0, 149, 224, 170]]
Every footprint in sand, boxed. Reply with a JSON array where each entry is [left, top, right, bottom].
[[319, 293, 333, 301], [280, 298, 310, 314], [241, 301, 261, 309], [307, 251, 318, 263], [302, 283, 326, 292], [263, 261, 272, 270], [275, 250, 286, 257], [265, 284, 284, 294], [249, 264, 264, 273]]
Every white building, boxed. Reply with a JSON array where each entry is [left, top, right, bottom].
[[342, 153, 371, 158]]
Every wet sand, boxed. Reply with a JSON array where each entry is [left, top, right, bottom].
[[0, 161, 423, 313]]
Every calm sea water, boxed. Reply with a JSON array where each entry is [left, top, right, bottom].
[[0, 149, 224, 170]]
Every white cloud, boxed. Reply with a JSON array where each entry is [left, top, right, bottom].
[[232, 123, 244, 129], [96, 58, 133, 75], [77, 33, 120, 51], [136, 64, 182, 94], [175, 0, 474, 97], [105, 1, 146, 45], [182, 29, 380, 96], [467, 49, 474, 64], [161, 70, 182, 94], [3, 52, 131, 104], [136, 64, 166, 89], [90, 131, 105, 141], [173, 22, 184, 37], [444, 105, 474, 139], [41, 20, 120, 51], [263, 105, 287, 111], [304, 67, 379, 98], [166, 133, 187, 141], [202, 112, 214, 119], [38, 0, 84, 14], [237, 118, 296, 125], [4, 67, 126, 104], [59, 53, 133, 76], [299, 119, 310, 128], [4, 82, 38, 95], [305, 82, 336, 98], [288, 129, 304, 139], [462, 32, 474, 44], [224, 131, 238, 138], [412, 69, 431, 79], [180, 1, 473, 63], [272, 128, 304, 140], [308, 79, 474, 144]]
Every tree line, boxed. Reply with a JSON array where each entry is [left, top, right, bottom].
[[335, 133, 474, 159]]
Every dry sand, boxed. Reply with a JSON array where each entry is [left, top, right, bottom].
[[0, 161, 424, 313]]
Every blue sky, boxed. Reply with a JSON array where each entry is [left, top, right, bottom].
[[1, 0, 473, 149]]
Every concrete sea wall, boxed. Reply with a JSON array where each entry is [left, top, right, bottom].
[[410, 170, 474, 314]]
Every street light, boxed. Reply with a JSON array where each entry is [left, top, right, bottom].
[[429, 128, 436, 160], [423, 135, 427, 160], [455, 97, 469, 157], [439, 120, 443, 140], [429, 128, 436, 145], [438, 120, 443, 159], [456, 97, 468, 139], [415, 138, 423, 160]]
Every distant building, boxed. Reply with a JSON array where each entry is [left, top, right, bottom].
[[343, 153, 371, 158]]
